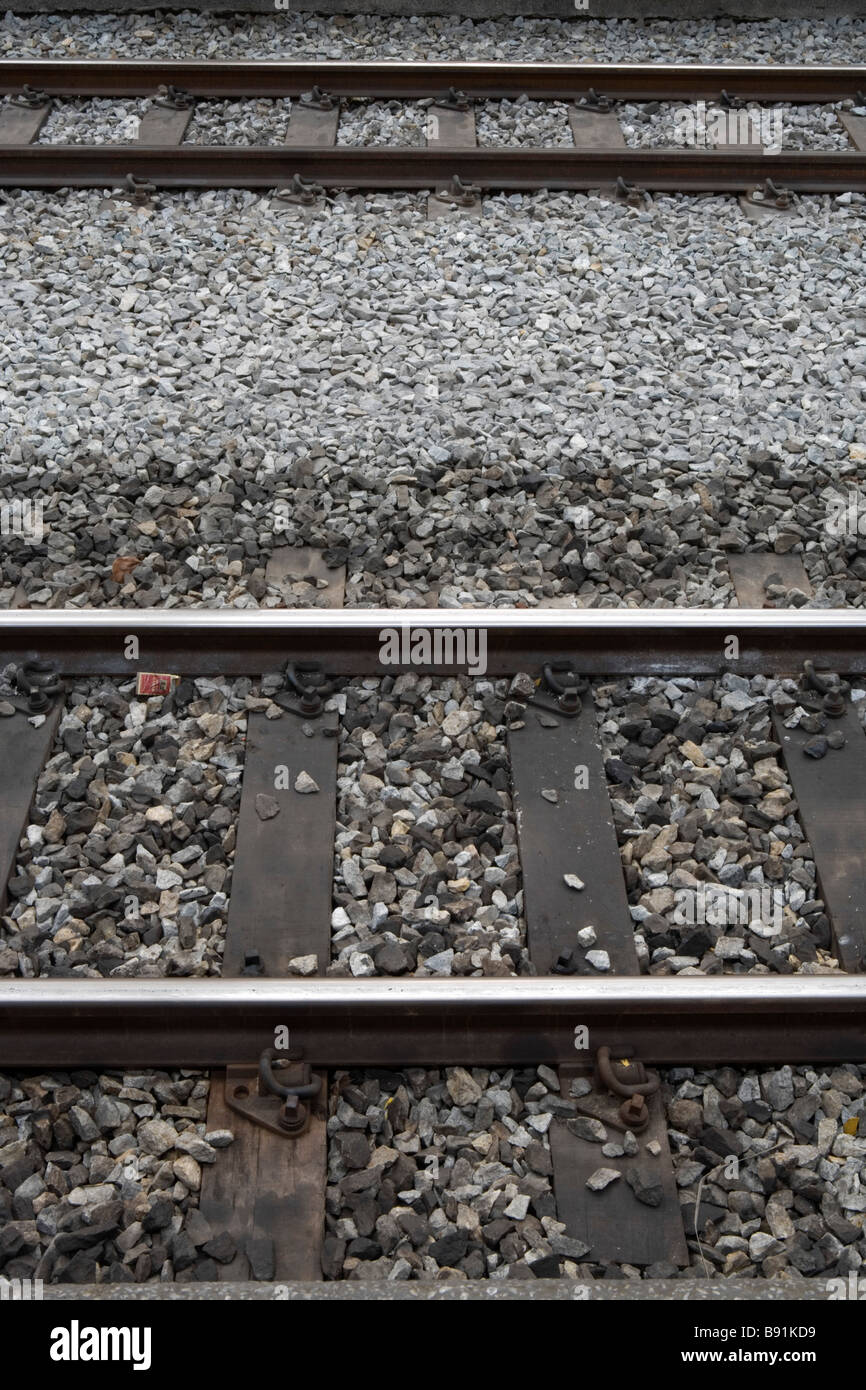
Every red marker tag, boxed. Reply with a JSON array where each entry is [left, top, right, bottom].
[[136, 672, 178, 697]]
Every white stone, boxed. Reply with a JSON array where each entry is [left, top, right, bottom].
[[586, 1167, 621, 1192], [288, 954, 318, 976], [137, 1118, 178, 1156], [67, 1183, 116, 1206], [585, 949, 611, 972]]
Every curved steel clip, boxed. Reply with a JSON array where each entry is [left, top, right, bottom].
[[154, 84, 195, 110], [430, 174, 481, 208], [300, 85, 336, 111], [13, 659, 63, 714], [746, 177, 791, 210], [123, 173, 157, 201], [576, 88, 614, 114], [433, 87, 472, 113], [275, 173, 324, 206], [13, 85, 50, 109], [225, 1048, 322, 1139], [596, 1045, 659, 1133]]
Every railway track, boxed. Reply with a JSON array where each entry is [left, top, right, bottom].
[[0, 61, 865, 195], [1, 606, 865, 1292]]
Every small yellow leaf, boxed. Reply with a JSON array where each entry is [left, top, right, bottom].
[[843, 1117, 859, 1136]]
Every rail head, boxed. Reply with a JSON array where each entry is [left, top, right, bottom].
[[2, 976, 864, 1069], [1, 607, 866, 676], [0, 60, 864, 101]]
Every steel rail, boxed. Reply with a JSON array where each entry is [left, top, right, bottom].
[[1, 607, 865, 676], [0, 61, 864, 102], [1, 977, 863, 1068], [2, 145, 865, 193]]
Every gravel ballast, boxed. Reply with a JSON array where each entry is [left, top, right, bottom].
[[1, 188, 864, 612], [330, 675, 526, 979], [24, 94, 864, 152], [323, 1060, 866, 1282], [667, 1063, 866, 1282], [4, 672, 863, 981], [0, 1068, 237, 1286], [0, 676, 247, 979], [0, 18, 865, 611], [1, 8, 864, 1294], [3, 1060, 861, 1285], [2, 13, 866, 63], [324, 1065, 561, 1282], [597, 672, 850, 977]]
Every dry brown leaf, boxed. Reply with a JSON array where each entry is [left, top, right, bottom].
[[111, 556, 141, 583]]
